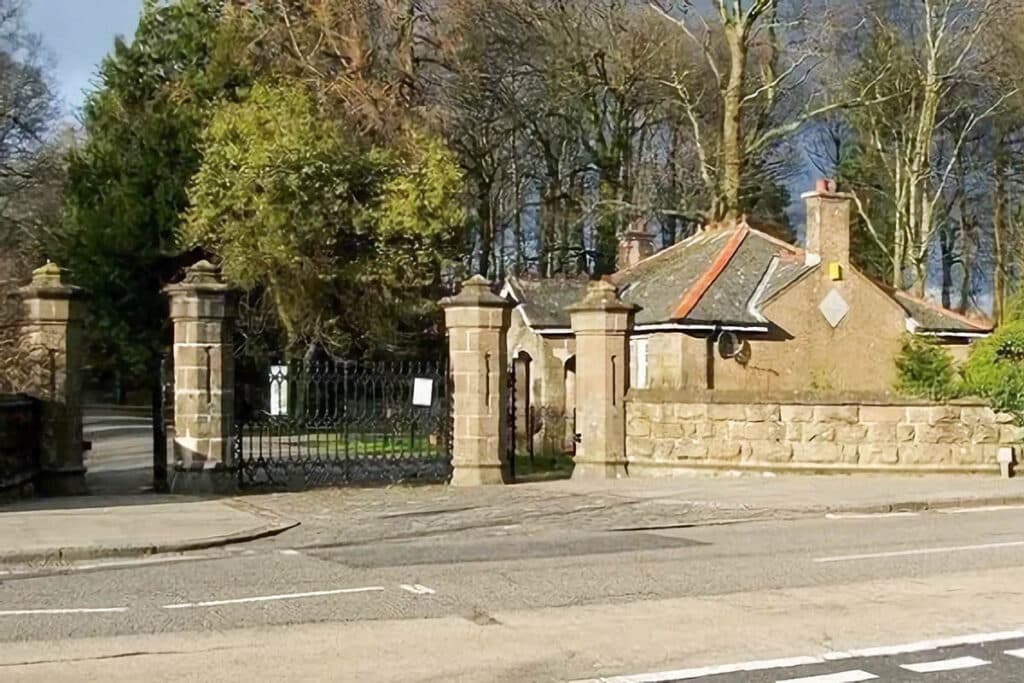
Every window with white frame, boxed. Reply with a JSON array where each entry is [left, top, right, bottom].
[[630, 337, 649, 390]]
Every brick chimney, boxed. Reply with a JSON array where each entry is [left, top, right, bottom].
[[802, 179, 853, 269], [616, 219, 655, 271]]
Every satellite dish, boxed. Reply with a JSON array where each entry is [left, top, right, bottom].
[[717, 331, 740, 359], [718, 331, 752, 366]]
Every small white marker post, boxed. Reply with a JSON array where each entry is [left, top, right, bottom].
[[998, 447, 1015, 479]]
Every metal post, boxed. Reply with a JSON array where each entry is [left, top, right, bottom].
[[508, 365, 516, 482], [151, 355, 169, 493]]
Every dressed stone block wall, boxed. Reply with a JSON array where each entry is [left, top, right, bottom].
[[626, 390, 1020, 475]]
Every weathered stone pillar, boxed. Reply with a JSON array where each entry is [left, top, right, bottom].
[[164, 261, 235, 493], [441, 275, 512, 486], [19, 263, 87, 495], [567, 280, 638, 480]]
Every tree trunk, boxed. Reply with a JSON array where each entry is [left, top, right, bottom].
[[541, 176, 560, 277], [957, 183, 973, 314], [476, 181, 493, 278], [993, 150, 1008, 323], [939, 222, 954, 309], [720, 24, 747, 221], [511, 127, 525, 275]]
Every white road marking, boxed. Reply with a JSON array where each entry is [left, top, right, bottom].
[[161, 586, 385, 609], [569, 629, 1024, 683], [825, 512, 917, 520], [899, 656, 989, 673], [399, 584, 436, 595], [1005, 648, 1024, 658], [278, 549, 301, 556], [574, 657, 824, 682], [939, 504, 1024, 514], [0, 607, 128, 616], [814, 540, 1024, 563], [777, 670, 877, 683], [825, 630, 1024, 658]]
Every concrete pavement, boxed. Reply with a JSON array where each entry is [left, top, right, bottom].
[[0, 497, 297, 564], [241, 473, 1024, 551]]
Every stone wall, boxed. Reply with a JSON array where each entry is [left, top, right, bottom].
[[0, 395, 40, 499], [626, 390, 1019, 475]]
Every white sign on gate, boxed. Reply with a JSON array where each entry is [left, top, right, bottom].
[[269, 365, 288, 415], [412, 377, 433, 407]]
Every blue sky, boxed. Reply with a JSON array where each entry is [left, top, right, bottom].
[[25, 0, 143, 115]]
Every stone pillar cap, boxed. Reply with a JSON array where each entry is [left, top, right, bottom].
[[440, 274, 511, 309], [164, 259, 232, 295], [566, 279, 640, 314], [19, 261, 84, 299]]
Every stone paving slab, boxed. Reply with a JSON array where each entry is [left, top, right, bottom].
[[2, 473, 1020, 565], [243, 473, 1024, 550], [0, 497, 298, 565]]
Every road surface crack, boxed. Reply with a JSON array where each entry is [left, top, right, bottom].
[[0, 645, 244, 668]]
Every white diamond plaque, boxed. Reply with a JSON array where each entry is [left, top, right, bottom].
[[819, 289, 850, 328]]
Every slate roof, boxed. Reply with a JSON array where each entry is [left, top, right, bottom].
[[505, 222, 991, 334], [612, 230, 743, 325], [505, 277, 590, 329], [888, 288, 991, 333]]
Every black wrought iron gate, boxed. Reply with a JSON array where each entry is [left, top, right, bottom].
[[233, 358, 452, 490]]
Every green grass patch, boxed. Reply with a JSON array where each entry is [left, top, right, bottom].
[[512, 452, 575, 481]]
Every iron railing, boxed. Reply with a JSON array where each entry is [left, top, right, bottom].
[[0, 395, 40, 498], [234, 358, 452, 490]]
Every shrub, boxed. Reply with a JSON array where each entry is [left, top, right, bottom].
[[894, 335, 960, 400], [962, 321, 1024, 418]]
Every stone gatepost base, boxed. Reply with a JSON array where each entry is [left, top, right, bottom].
[[450, 463, 509, 487], [36, 467, 88, 497], [168, 466, 239, 495], [570, 458, 628, 480]]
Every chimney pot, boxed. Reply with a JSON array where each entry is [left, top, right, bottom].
[[803, 181, 851, 266], [816, 178, 838, 193], [616, 220, 656, 271]]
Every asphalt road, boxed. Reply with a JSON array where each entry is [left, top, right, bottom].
[[3, 504, 1024, 681]]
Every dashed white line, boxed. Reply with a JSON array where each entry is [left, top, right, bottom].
[[825, 512, 918, 520], [939, 504, 1024, 514], [571, 657, 825, 682], [569, 629, 1024, 683], [0, 607, 128, 616], [777, 670, 877, 683], [826, 630, 1024, 658], [814, 540, 1024, 563], [161, 586, 385, 609], [899, 656, 989, 673], [278, 549, 301, 556], [399, 584, 436, 595]]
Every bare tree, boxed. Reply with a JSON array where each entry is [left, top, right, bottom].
[[648, 0, 873, 221], [843, 0, 1015, 295], [0, 0, 60, 392]]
